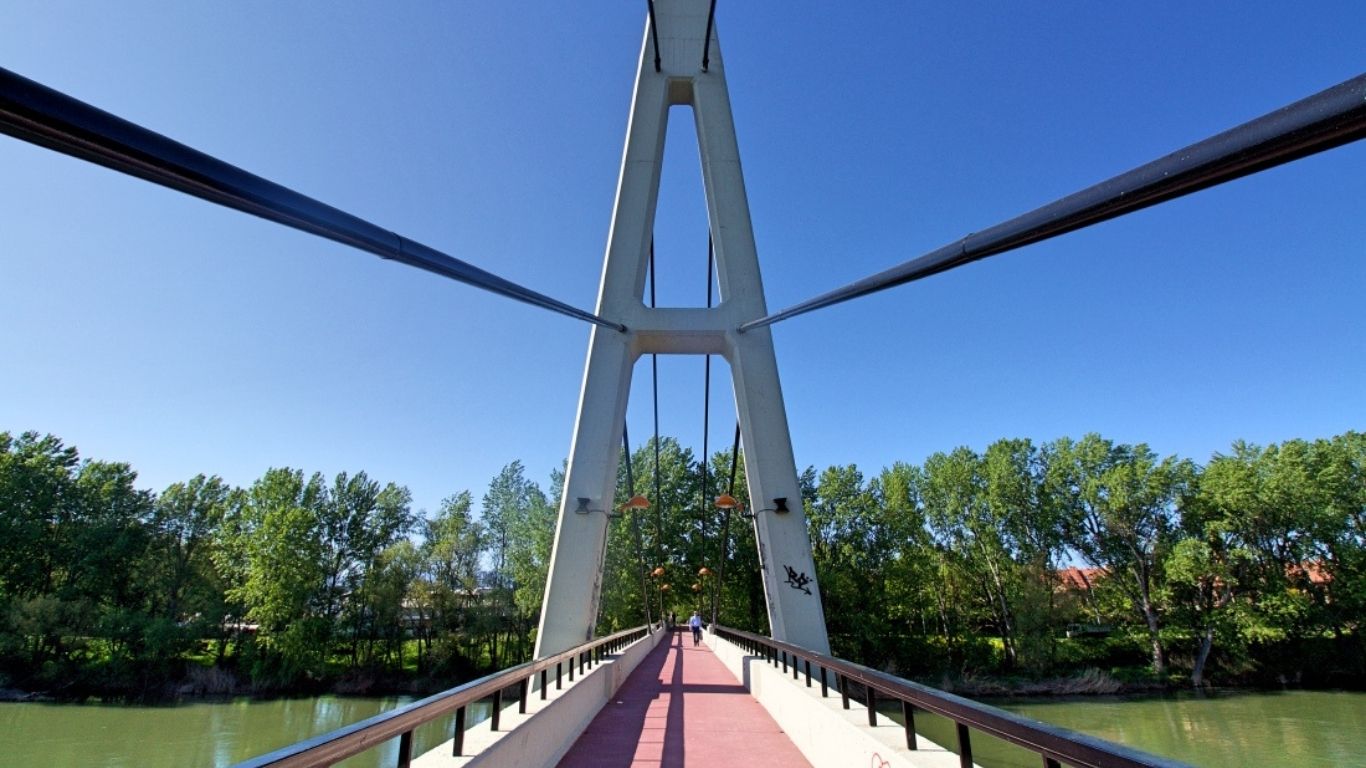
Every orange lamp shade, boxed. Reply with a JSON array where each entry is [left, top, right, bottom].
[[651, 566, 666, 578], [660, 583, 671, 592], [698, 567, 712, 577], [714, 493, 739, 509], [691, 582, 702, 592], [622, 494, 650, 510]]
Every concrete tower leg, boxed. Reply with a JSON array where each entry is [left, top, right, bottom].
[[534, 0, 830, 658]]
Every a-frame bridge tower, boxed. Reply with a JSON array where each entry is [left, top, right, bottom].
[[534, 0, 831, 658]]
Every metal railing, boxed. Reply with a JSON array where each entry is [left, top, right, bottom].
[[232, 624, 655, 768], [712, 625, 1193, 768]]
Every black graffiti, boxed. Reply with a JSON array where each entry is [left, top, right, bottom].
[[783, 565, 812, 595]]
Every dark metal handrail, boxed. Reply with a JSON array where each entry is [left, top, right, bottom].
[[712, 625, 1193, 768], [232, 624, 656, 768]]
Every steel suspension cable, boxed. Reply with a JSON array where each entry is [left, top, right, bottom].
[[622, 425, 652, 626], [712, 421, 741, 626], [646, 0, 662, 73], [698, 234, 716, 618], [702, 0, 719, 72], [0, 67, 625, 333], [650, 238, 665, 621], [700, 233, 714, 560], [740, 72, 1366, 332]]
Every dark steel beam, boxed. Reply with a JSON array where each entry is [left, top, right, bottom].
[[0, 67, 626, 333], [741, 72, 1366, 332]]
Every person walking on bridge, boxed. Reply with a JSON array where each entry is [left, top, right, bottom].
[[689, 611, 703, 646]]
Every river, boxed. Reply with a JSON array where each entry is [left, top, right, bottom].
[[1, 690, 1362, 766], [914, 689, 1366, 767], [0, 695, 488, 768]]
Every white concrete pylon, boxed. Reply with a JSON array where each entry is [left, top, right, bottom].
[[534, 0, 831, 658]]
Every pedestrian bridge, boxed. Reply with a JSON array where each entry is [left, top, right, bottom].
[[2, 1, 1361, 766], [230, 626, 1188, 768]]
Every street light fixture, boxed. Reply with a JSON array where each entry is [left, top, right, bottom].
[[621, 494, 650, 512]]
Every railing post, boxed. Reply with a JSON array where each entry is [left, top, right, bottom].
[[396, 730, 412, 768], [820, 666, 828, 697], [541, 668, 548, 700], [452, 706, 466, 757], [792, 656, 799, 680], [491, 688, 502, 731], [804, 659, 812, 687], [956, 723, 973, 768], [867, 685, 878, 727], [839, 674, 850, 710], [781, 651, 788, 673], [569, 657, 575, 681], [1043, 757, 1062, 768], [557, 661, 563, 689], [519, 677, 529, 714], [902, 701, 917, 750]]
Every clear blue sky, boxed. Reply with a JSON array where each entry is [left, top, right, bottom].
[[3, 2, 1363, 517]]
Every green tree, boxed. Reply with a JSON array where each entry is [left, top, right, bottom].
[[809, 464, 891, 663], [352, 540, 423, 669], [480, 461, 548, 666], [418, 491, 484, 673], [150, 475, 231, 625], [0, 432, 81, 601], [983, 438, 1061, 670], [1310, 432, 1366, 640], [215, 468, 328, 681], [1046, 435, 1195, 677], [922, 446, 1028, 669]]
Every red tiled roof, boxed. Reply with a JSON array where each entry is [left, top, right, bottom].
[[1057, 566, 1105, 591]]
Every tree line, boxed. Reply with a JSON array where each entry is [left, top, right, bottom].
[[0, 431, 559, 696], [795, 433, 1363, 688], [1, 429, 1361, 698]]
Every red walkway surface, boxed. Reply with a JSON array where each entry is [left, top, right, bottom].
[[558, 629, 812, 768]]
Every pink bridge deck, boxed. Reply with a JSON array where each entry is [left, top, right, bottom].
[[557, 629, 812, 768]]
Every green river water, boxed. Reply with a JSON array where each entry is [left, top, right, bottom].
[[0, 690, 1362, 767], [0, 696, 488, 768]]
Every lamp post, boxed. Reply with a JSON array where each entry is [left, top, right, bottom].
[[650, 566, 669, 626], [712, 494, 742, 627], [696, 566, 713, 622], [619, 494, 652, 627]]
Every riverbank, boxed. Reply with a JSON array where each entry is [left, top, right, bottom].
[[935, 667, 1154, 697]]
